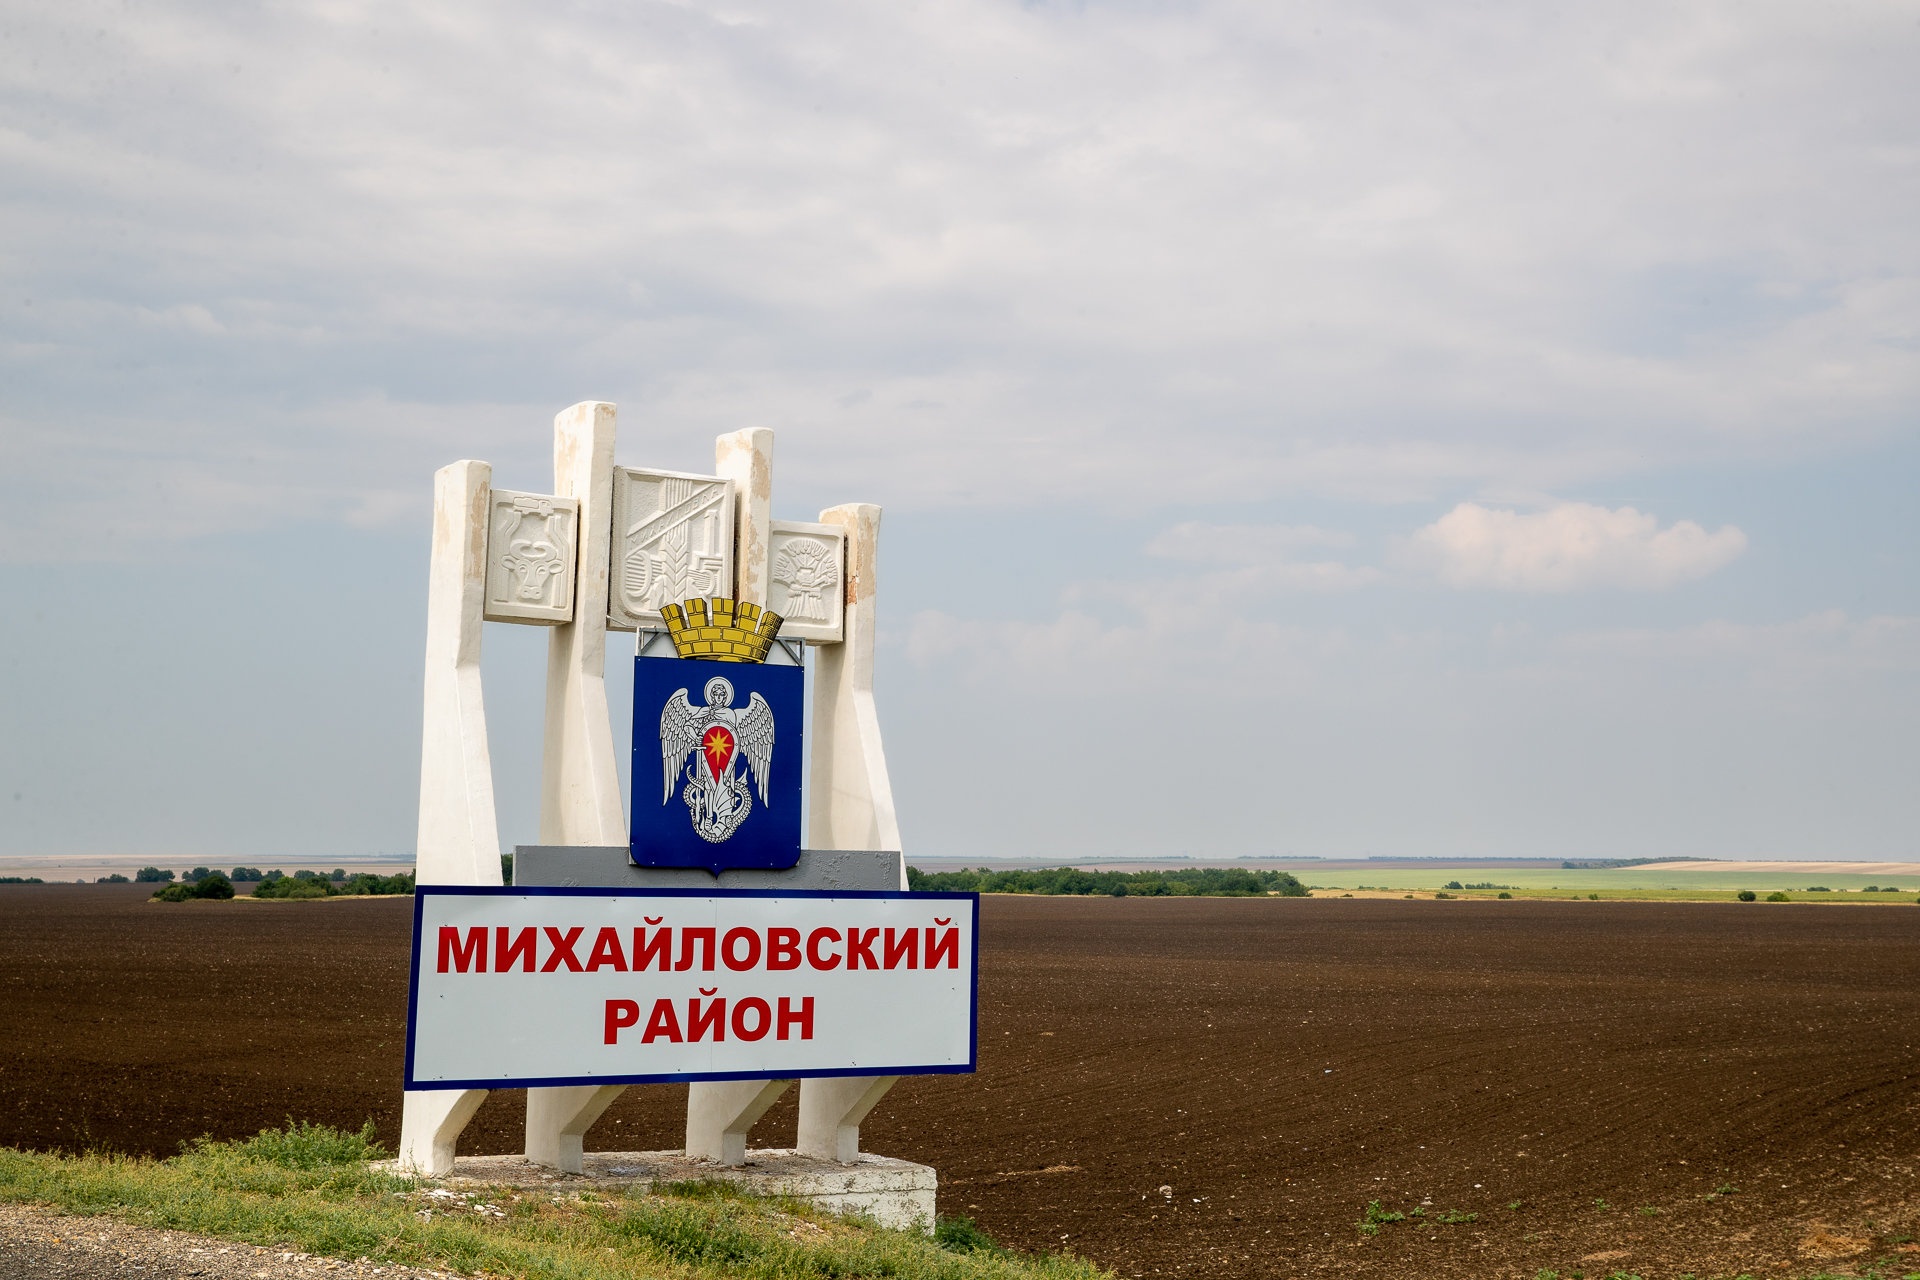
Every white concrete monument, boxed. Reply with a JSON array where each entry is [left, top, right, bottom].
[[482, 490, 578, 625], [397, 404, 927, 1227], [767, 520, 847, 644], [606, 466, 734, 631]]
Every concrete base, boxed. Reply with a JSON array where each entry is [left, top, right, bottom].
[[384, 1148, 937, 1233]]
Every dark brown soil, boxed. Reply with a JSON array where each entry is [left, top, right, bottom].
[[4, 884, 1918, 1278]]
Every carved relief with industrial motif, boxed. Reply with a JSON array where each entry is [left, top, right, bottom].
[[767, 520, 846, 643], [483, 489, 578, 625], [608, 467, 735, 631]]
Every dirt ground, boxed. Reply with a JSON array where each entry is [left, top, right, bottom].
[[4, 884, 1918, 1279], [0, 1201, 461, 1279]]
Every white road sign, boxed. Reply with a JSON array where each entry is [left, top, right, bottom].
[[404, 887, 979, 1089]]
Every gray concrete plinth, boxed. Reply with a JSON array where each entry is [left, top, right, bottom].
[[385, 1148, 936, 1233]]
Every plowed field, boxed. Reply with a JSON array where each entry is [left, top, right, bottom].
[[4, 885, 1917, 1278]]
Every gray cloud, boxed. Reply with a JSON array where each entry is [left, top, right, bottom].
[[5, 0, 1917, 560]]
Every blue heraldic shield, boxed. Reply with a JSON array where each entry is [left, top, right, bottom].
[[631, 657, 804, 873]]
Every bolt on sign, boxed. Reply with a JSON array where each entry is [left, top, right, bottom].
[[406, 887, 978, 1089]]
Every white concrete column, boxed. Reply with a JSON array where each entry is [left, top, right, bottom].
[[799, 502, 903, 1161], [689, 427, 781, 1155], [797, 1075, 901, 1164], [529, 402, 630, 1169], [686, 1078, 795, 1166], [398, 1088, 490, 1177], [807, 503, 903, 869], [525, 1084, 626, 1174], [715, 428, 774, 609], [415, 460, 507, 888], [539, 401, 626, 845], [399, 458, 502, 1174]]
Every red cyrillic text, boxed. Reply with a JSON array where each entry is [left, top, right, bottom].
[[497, 926, 537, 972], [642, 998, 682, 1043], [846, 927, 880, 970], [632, 927, 671, 971], [721, 927, 761, 971], [778, 996, 814, 1040], [604, 998, 640, 1044], [807, 927, 841, 969], [687, 997, 725, 1042], [883, 927, 917, 969], [925, 927, 959, 968], [731, 997, 771, 1041], [586, 926, 627, 972], [438, 926, 487, 973], [767, 927, 801, 970], [674, 928, 716, 971], [541, 926, 585, 972]]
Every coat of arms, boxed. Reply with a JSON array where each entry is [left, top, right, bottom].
[[630, 597, 802, 873], [659, 676, 775, 844]]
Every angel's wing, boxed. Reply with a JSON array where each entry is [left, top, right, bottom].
[[735, 692, 777, 805], [658, 689, 703, 803]]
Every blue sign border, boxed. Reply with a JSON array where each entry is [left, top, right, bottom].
[[404, 885, 980, 1091]]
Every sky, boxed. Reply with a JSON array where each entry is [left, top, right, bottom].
[[3, 0, 1917, 863]]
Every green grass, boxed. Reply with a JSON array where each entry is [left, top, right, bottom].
[[0, 1122, 1108, 1280]]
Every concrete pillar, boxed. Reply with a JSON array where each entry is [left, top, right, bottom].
[[685, 428, 782, 1148], [415, 460, 507, 888], [715, 428, 774, 609], [799, 502, 903, 1160], [525, 1084, 626, 1174], [806, 503, 904, 872], [539, 401, 626, 846], [398, 1088, 490, 1178], [528, 402, 630, 1169], [686, 1078, 795, 1166], [797, 1075, 900, 1164], [398, 459, 502, 1174]]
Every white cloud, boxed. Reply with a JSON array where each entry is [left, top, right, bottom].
[[2, 0, 1917, 556], [1402, 502, 1747, 591]]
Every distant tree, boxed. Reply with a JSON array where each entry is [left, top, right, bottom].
[[98, 873, 130, 883], [340, 872, 416, 896], [329, 868, 347, 881], [0, 876, 44, 884], [134, 866, 173, 883], [152, 872, 234, 902], [253, 875, 335, 899], [1736, 890, 1757, 902], [501, 852, 514, 885], [230, 867, 264, 882], [185, 866, 213, 883], [904, 864, 1306, 898]]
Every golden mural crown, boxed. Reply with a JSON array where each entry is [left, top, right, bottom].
[[659, 597, 786, 664]]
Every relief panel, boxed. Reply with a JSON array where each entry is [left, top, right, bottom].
[[483, 489, 578, 625], [766, 520, 846, 644], [608, 467, 735, 631]]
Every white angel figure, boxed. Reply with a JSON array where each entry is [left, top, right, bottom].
[[659, 676, 776, 844]]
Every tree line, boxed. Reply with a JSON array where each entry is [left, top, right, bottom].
[[905, 865, 1307, 897]]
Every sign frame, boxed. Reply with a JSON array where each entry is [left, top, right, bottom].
[[403, 885, 980, 1091]]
